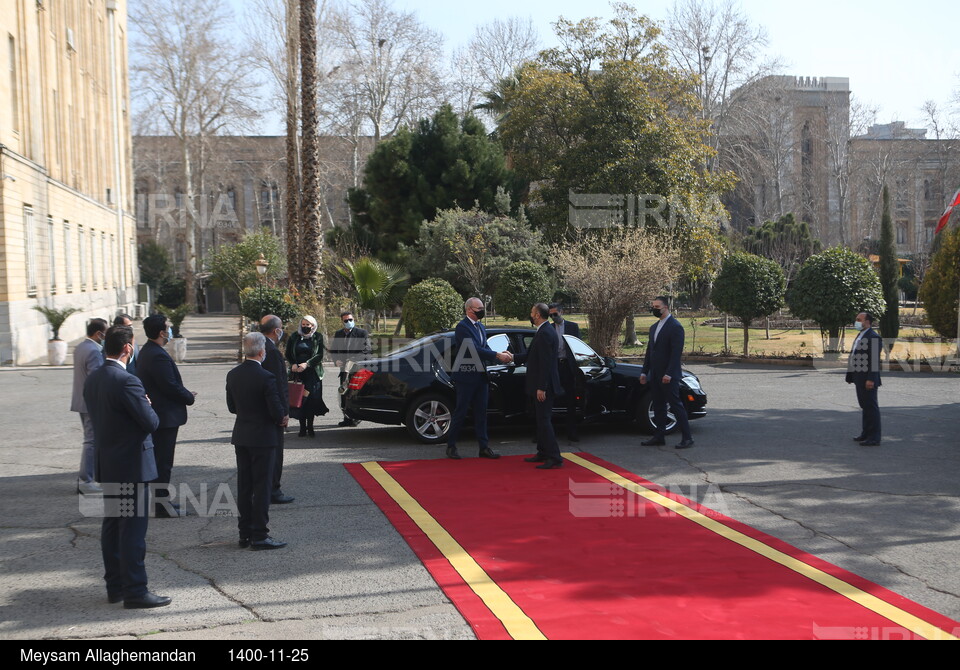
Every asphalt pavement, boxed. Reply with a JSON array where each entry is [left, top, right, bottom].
[[0, 314, 957, 640]]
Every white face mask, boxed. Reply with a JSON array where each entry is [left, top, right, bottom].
[[854, 321, 864, 332]]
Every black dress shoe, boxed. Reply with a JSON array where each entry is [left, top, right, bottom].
[[298, 427, 307, 437], [676, 439, 695, 450], [446, 446, 462, 460], [271, 494, 295, 505], [123, 592, 172, 609], [853, 435, 866, 442], [479, 448, 500, 459], [250, 537, 287, 551], [536, 459, 563, 470], [108, 593, 123, 604], [860, 440, 881, 446], [238, 538, 250, 549], [641, 437, 666, 446], [524, 454, 547, 463]]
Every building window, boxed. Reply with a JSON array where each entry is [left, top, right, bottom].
[[64, 222, 73, 292], [47, 216, 57, 293], [78, 225, 87, 290], [896, 223, 907, 246], [8, 35, 18, 133], [101, 233, 108, 289], [24, 206, 37, 296], [90, 229, 98, 290]]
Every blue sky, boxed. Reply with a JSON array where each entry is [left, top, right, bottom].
[[221, 0, 959, 132]]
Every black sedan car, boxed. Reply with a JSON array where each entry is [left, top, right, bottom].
[[341, 328, 707, 444]]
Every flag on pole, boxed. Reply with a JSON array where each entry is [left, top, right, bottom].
[[936, 188, 960, 235]]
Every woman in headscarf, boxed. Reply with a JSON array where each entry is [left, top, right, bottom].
[[285, 315, 329, 437]]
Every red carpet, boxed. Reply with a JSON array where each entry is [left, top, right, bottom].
[[346, 453, 959, 640]]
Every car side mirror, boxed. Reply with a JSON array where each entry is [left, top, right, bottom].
[[604, 357, 617, 369]]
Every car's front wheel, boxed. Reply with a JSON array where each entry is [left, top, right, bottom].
[[405, 393, 454, 444], [638, 395, 678, 434]]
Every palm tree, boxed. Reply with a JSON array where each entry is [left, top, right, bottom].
[[32, 306, 81, 341], [337, 258, 409, 331]]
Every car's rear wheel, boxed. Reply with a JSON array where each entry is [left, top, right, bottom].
[[405, 393, 454, 444], [638, 395, 678, 434]]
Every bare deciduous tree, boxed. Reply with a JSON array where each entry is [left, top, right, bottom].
[[664, 0, 778, 171], [324, 0, 445, 142], [554, 229, 680, 357], [131, 0, 262, 307]]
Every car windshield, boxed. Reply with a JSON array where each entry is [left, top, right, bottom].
[[388, 333, 450, 357]]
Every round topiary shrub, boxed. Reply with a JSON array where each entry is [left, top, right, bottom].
[[494, 261, 553, 320], [404, 278, 464, 336]]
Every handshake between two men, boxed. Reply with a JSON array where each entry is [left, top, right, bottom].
[[495, 351, 514, 364]]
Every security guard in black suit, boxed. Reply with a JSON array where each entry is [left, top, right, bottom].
[[84, 325, 171, 609]]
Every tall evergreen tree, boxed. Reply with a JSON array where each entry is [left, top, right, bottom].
[[878, 185, 900, 346], [347, 104, 519, 262]]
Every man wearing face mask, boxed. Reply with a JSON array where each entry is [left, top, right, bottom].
[[846, 312, 883, 446], [446, 298, 512, 460], [71, 318, 109, 495], [331, 312, 372, 428], [640, 296, 694, 449], [137, 314, 197, 518], [259, 315, 292, 504]]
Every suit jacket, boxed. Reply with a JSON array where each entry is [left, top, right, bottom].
[[642, 316, 685, 381], [71, 339, 104, 413], [136, 340, 195, 428], [263, 337, 289, 408], [846, 328, 883, 387], [83, 360, 159, 484], [553, 319, 581, 371], [523, 322, 563, 396], [330, 328, 372, 366], [450, 318, 501, 383], [226, 360, 286, 448]]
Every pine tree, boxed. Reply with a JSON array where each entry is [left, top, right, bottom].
[[878, 185, 900, 348]]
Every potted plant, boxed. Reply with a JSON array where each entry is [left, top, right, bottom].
[[163, 304, 192, 363], [32, 306, 81, 365]]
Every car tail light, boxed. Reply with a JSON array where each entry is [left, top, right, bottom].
[[348, 369, 374, 391], [687, 395, 695, 402]]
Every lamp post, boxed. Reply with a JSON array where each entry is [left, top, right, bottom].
[[254, 254, 269, 319]]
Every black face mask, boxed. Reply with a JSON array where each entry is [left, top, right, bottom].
[[550, 314, 562, 323], [474, 310, 486, 320], [530, 317, 537, 327], [651, 308, 664, 319]]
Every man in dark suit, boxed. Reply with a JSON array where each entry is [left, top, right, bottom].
[[548, 303, 582, 442], [331, 311, 372, 427], [640, 296, 694, 449], [226, 333, 288, 551], [72, 318, 108, 495], [84, 325, 170, 609], [847, 311, 883, 446], [519, 303, 564, 469], [136, 314, 196, 518], [259, 315, 293, 504], [446, 298, 512, 460]]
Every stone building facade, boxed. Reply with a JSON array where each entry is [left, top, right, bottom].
[[1, 0, 137, 365], [133, 134, 372, 312], [722, 75, 852, 247], [848, 122, 960, 255]]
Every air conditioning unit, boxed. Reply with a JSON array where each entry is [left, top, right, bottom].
[[134, 303, 149, 319]]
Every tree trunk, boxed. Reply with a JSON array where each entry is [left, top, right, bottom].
[[285, 0, 302, 286], [622, 314, 640, 347], [300, 0, 323, 292]]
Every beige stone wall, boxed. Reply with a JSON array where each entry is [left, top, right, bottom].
[[1, 1, 137, 366]]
